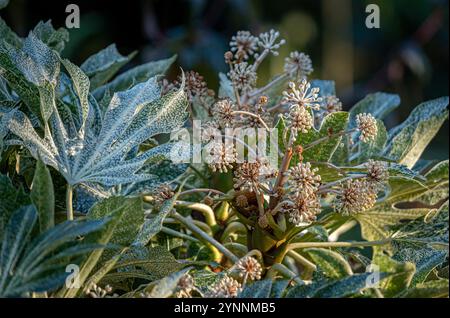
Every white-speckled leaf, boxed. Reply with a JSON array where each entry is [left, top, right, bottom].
[[383, 97, 449, 168]]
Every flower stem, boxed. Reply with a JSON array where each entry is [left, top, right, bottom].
[[175, 200, 218, 231], [66, 184, 74, 221], [172, 212, 239, 263]]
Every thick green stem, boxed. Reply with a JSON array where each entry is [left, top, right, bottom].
[[175, 201, 218, 232], [221, 222, 247, 242], [287, 250, 317, 279], [172, 212, 239, 263], [288, 239, 392, 250], [66, 184, 74, 221]]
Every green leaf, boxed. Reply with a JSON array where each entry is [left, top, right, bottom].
[[32, 21, 69, 53], [0, 206, 106, 297], [313, 272, 388, 298], [81, 44, 136, 90], [0, 174, 31, 237], [348, 93, 401, 129], [355, 176, 431, 243], [383, 97, 449, 168], [295, 111, 349, 164], [372, 254, 416, 297], [30, 160, 55, 233], [133, 195, 177, 246], [305, 248, 353, 279], [93, 55, 177, 101], [401, 279, 449, 298], [239, 279, 273, 298], [311, 79, 336, 97], [88, 196, 144, 252], [0, 17, 21, 48], [394, 248, 448, 286], [148, 267, 192, 298], [0, 205, 37, 295]]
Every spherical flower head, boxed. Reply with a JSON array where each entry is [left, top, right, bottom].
[[233, 159, 277, 191], [282, 79, 322, 110], [152, 184, 175, 206], [257, 29, 286, 56], [284, 51, 313, 79], [356, 113, 378, 142], [230, 31, 258, 60], [286, 105, 313, 134], [235, 256, 263, 281], [174, 71, 210, 102], [239, 102, 273, 128], [207, 275, 242, 298], [212, 99, 236, 128], [281, 192, 321, 227], [206, 141, 236, 173], [228, 62, 257, 93], [287, 162, 322, 195], [334, 179, 377, 216], [366, 160, 389, 191], [175, 274, 195, 298]]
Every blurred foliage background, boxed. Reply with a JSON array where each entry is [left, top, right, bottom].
[[1, 0, 448, 159]]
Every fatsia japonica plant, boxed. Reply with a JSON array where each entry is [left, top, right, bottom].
[[0, 7, 448, 299]]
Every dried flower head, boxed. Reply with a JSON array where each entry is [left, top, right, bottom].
[[233, 159, 277, 191], [230, 31, 258, 60], [235, 256, 263, 281], [287, 162, 322, 195], [212, 99, 236, 128], [283, 79, 322, 110], [152, 184, 175, 206], [228, 62, 257, 93], [239, 103, 273, 128], [174, 71, 210, 102], [175, 274, 195, 298], [257, 29, 286, 56], [206, 141, 236, 173], [334, 179, 377, 216], [207, 275, 242, 298], [281, 192, 321, 226], [286, 105, 313, 134], [284, 51, 313, 79], [366, 160, 389, 191], [356, 113, 378, 142]]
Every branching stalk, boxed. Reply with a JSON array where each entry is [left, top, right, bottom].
[[172, 212, 239, 263]]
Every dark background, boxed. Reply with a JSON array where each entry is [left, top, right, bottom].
[[1, 0, 448, 160]]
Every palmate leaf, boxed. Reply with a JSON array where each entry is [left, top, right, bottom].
[[7, 71, 188, 187]]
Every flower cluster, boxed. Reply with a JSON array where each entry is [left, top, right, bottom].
[[235, 256, 263, 281], [206, 275, 242, 298], [334, 179, 377, 215]]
